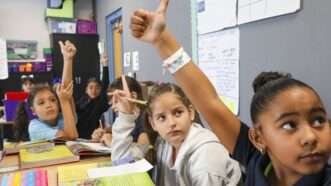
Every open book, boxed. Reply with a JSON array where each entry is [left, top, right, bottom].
[[65, 141, 112, 158], [4, 140, 51, 155], [19, 143, 79, 169]]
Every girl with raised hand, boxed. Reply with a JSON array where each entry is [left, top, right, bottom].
[[28, 41, 78, 141], [129, 0, 331, 185], [111, 76, 241, 186]]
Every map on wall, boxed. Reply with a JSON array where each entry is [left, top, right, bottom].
[[238, 0, 301, 24]]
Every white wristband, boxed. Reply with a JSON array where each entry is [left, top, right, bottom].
[[162, 47, 191, 74]]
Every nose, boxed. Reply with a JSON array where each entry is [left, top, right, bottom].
[[300, 125, 318, 149], [167, 115, 177, 130]]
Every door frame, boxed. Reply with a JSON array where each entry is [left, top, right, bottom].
[[106, 8, 123, 82]]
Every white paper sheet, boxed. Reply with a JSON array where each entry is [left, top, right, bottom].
[[238, 0, 301, 24], [132, 51, 139, 71], [88, 159, 153, 178], [198, 28, 240, 115], [123, 52, 131, 67], [0, 38, 8, 80], [197, 0, 237, 34]]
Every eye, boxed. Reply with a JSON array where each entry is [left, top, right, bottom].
[[50, 98, 57, 102], [175, 110, 183, 117], [311, 116, 326, 127], [156, 115, 166, 122], [281, 122, 296, 131]]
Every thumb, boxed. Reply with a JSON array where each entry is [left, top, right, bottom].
[[156, 0, 169, 14]]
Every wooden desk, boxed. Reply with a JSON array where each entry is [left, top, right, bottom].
[[0, 154, 111, 186]]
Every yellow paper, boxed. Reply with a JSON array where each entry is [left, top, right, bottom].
[[13, 172, 21, 186], [97, 172, 154, 186], [58, 161, 111, 184], [20, 145, 75, 163]]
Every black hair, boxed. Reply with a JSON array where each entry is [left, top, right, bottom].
[[250, 71, 318, 124], [108, 76, 143, 101], [14, 84, 58, 141], [86, 77, 102, 88]]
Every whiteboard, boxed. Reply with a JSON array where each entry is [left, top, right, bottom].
[[238, 0, 301, 24], [197, 0, 237, 34]]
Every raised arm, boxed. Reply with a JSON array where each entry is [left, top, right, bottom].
[[56, 82, 78, 139], [59, 40, 77, 120], [129, 0, 240, 153], [101, 54, 110, 91]]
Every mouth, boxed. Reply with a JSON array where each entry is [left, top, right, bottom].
[[167, 130, 181, 137], [46, 110, 56, 115], [299, 152, 326, 163]]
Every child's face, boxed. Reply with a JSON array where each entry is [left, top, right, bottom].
[[22, 81, 34, 93], [149, 92, 194, 149], [31, 90, 59, 125], [86, 82, 101, 99], [255, 87, 331, 175]]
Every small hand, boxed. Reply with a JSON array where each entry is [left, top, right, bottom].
[[101, 54, 109, 67], [91, 128, 106, 141], [100, 133, 112, 147], [130, 0, 169, 44], [59, 40, 77, 60], [56, 81, 73, 101]]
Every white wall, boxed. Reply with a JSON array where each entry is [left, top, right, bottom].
[[0, 0, 50, 59], [0, 0, 93, 59]]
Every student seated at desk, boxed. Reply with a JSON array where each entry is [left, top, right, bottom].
[[76, 55, 110, 139], [15, 41, 78, 141], [111, 81, 241, 186], [91, 76, 149, 146]]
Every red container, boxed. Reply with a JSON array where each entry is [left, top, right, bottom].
[[77, 20, 97, 34], [5, 92, 29, 100]]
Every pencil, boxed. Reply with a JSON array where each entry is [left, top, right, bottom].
[[126, 97, 147, 105], [99, 119, 103, 129]]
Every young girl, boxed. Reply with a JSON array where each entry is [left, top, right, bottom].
[[16, 41, 78, 141], [21, 74, 35, 93], [111, 81, 241, 186], [91, 76, 149, 146], [76, 55, 110, 139], [129, 1, 331, 185]]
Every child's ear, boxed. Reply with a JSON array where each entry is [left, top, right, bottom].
[[148, 116, 157, 132], [188, 105, 195, 121], [30, 106, 36, 115], [248, 125, 267, 154], [131, 91, 138, 99]]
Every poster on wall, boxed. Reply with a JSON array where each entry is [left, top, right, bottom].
[[6, 40, 38, 60], [238, 0, 301, 24], [198, 28, 240, 115], [197, 0, 237, 34], [0, 38, 9, 80]]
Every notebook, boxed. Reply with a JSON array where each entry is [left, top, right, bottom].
[[65, 141, 111, 158], [58, 161, 154, 186], [19, 144, 79, 169], [0, 169, 48, 186], [4, 140, 50, 155]]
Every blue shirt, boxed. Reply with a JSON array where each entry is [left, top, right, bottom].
[[28, 114, 64, 141]]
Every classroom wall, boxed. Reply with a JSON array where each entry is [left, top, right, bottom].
[[98, 0, 331, 124], [96, 0, 192, 82], [0, 0, 94, 59]]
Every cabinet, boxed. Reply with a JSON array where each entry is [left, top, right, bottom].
[[50, 34, 100, 101]]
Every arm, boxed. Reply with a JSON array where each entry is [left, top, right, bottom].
[[130, 0, 240, 153], [59, 41, 77, 119], [56, 81, 78, 140], [101, 54, 109, 91], [111, 112, 146, 160]]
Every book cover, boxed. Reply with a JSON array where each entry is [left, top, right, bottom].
[[19, 144, 79, 169]]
